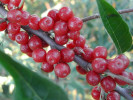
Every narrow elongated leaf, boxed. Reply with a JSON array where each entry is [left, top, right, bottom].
[[0, 50, 69, 100], [96, 0, 132, 54]]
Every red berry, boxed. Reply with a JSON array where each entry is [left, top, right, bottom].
[[26, 52, 32, 57], [7, 2, 24, 10], [7, 23, 20, 34], [60, 48, 75, 63], [46, 49, 61, 65], [0, 0, 10, 4], [93, 46, 107, 59], [28, 35, 43, 50], [7, 9, 22, 23], [55, 35, 68, 45], [8, 32, 16, 41], [54, 63, 70, 78], [19, 11, 30, 25], [0, 18, 7, 31], [67, 31, 80, 40], [108, 58, 125, 74], [47, 9, 60, 22], [58, 7, 73, 21], [41, 62, 54, 73], [115, 71, 129, 85], [66, 41, 75, 49], [91, 86, 101, 100], [54, 21, 68, 36], [28, 14, 40, 30], [101, 76, 116, 93], [39, 17, 54, 32], [107, 91, 120, 100], [20, 44, 32, 53], [68, 17, 83, 31], [129, 72, 133, 80], [74, 35, 86, 48], [92, 58, 107, 73], [32, 48, 46, 62], [10, 0, 21, 6], [86, 71, 100, 86], [76, 65, 87, 75], [15, 31, 29, 44], [73, 47, 83, 55]]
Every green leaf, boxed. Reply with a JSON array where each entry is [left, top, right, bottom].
[[0, 50, 69, 100], [96, 0, 132, 54]]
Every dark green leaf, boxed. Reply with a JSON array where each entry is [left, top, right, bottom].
[[0, 50, 69, 100], [96, 0, 132, 54]]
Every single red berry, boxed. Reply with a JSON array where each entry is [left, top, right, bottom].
[[28, 35, 43, 50], [54, 63, 71, 78], [66, 41, 75, 49], [8, 32, 16, 41], [108, 58, 125, 74], [73, 47, 83, 55], [86, 71, 100, 86], [74, 35, 86, 48], [42, 41, 49, 48], [93, 46, 107, 59], [20, 44, 32, 53], [107, 91, 120, 100], [28, 14, 40, 30], [39, 16, 54, 32], [0, 18, 7, 31], [54, 21, 68, 36], [7, 2, 24, 10], [92, 58, 107, 73], [55, 35, 68, 45], [47, 9, 60, 22], [68, 17, 83, 31], [76, 65, 87, 75], [116, 54, 129, 69], [101, 76, 116, 93], [7, 9, 22, 23], [91, 86, 101, 100], [41, 62, 54, 73], [129, 72, 133, 80], [46, 49, 61, 65], [58, 7, 73, 21], [0, 0, 10, 4], [67, 31, 80, 40], [60, 48, 75, 63], [19, 10, 30, 25], [32, 48, 46, 62], [115, 71, 129, 85], [15, 31, 29, 44], [7, 23, 20, 34], [26, 52, 32, 57]]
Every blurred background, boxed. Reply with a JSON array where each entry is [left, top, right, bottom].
[[0, 0, 133, 100]]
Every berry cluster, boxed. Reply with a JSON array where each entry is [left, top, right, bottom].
[[0, 0, 133, 100]]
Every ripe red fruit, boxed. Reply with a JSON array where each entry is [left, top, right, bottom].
[[67, 31, 80, 40], [28, 14, 40, 30], [68, 17, 83, 31], [107, 91, 120, 100], [129, 72, 133, 80], [73, 47, 83, 55], [19, 11, 30, 25], [28, 35, 43, 50], [54, 21, 68, 36], [92, 58, 107, 73], [108, 58, 125, 74], [0, 0, 10, 4], [58, 7, 73, 21], [39, 17, 54, 32], [7, 9, 22, 23], [15, 31, 29, 44], [8, 32, 16, 41], [55, 35, 68, 45], [47, 9, 60, 22], [76, 65, 87, 75], [74, 35, 86, 48], [42, 41, 49, 48], [20, 44, 32, 53], [32, 48, 46, 62], [7, 23, 20, 34], [115, 71, 129, 85], [91, 86, 101, 100], [93, 46, 107, 59], [0, 18, 7, 31], [54, 63, 71, 78], [86, 71, 100, 86], [41, 62, 54, 73], [101, 76, 116, 93], [26, 52, 32, 57], [46, 49, 61, 65], [7, 2, 24, 10], [60, 48, 75, 63], [66, 41, 75, 49]]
